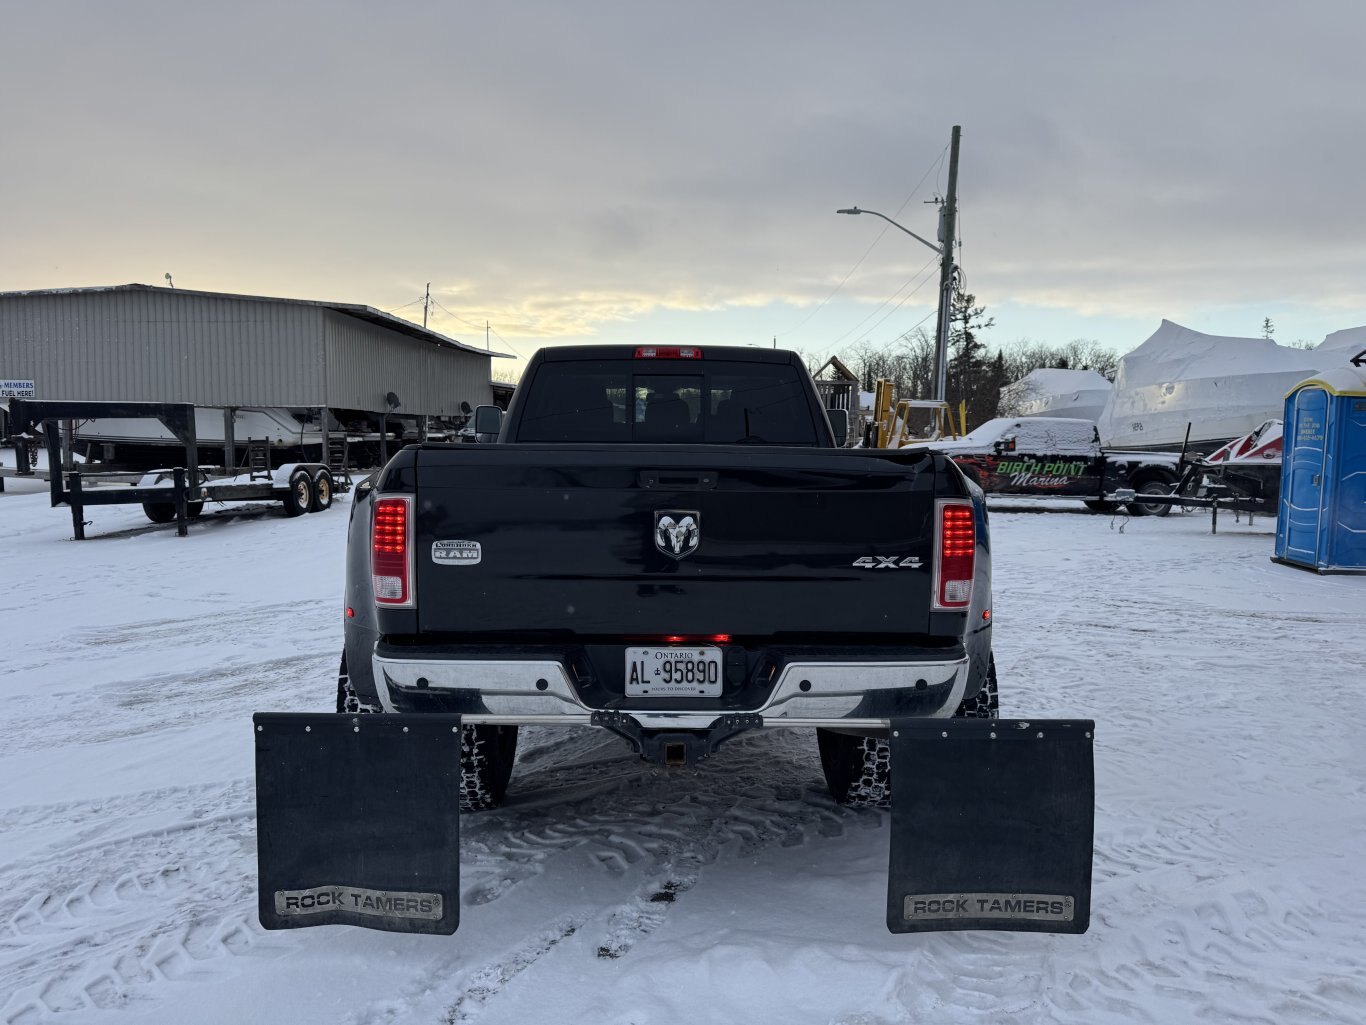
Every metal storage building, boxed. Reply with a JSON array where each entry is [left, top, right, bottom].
[[0, 283, 504, 416], [1274, 364, 1366, 573]]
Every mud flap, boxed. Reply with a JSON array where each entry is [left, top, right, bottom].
[[254, 712, 463, 935], [887, 718, 1094, 934]]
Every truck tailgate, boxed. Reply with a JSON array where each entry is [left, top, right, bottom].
[[411, 445, 939, 639]]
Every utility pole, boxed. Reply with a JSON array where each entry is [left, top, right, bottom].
[[932, 125, 961, 403], [422, 282, 431, 329], [486, 321, 490, 350]]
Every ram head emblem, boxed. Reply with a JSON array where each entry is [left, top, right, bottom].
[[654, 511, 700, 559]]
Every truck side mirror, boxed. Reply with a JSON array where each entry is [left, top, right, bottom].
[[473, 405, 502, 438], [825, 408, 849, 446]]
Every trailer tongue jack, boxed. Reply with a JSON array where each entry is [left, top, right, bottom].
[[253, 714, 1094, 936]]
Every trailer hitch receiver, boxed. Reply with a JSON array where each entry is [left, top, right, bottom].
[[591, 711, 762, 766]]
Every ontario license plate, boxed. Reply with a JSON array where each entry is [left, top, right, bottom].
[[624, 646, 723, 697]]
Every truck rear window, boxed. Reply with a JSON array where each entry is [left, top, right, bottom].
[[515, 360, 821, 445]]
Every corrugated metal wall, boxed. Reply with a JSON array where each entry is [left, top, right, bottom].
[[323, 310, 492, 415], [0, 288, 493, 415], [0, 290, 323, 405]]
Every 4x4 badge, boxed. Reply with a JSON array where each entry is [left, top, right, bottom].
[[655, 510, 700, 560]]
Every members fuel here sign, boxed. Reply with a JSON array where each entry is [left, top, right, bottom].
[[1, 379, 35, 398]]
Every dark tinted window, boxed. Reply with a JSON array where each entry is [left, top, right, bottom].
[[515, 363, 631, 442], [515, 359, 819, 444]]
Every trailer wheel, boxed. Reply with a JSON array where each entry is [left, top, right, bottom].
[[1129, 480, 1173, 517], [333, 652, 518, 811], [283, 470, 314, 517], [310, 469, 333, 512], [142, 501, 203, 523], [142, 502, 176, 524], [818, 654, 998, 808]]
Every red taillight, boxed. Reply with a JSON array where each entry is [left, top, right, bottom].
[[656, 634, 731, 644], [373, 497, 412, 606], [634, 346, 702, 359], [934, 501, 975, 609]]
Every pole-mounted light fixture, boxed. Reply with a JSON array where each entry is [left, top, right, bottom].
[[835, 206, 941, 256], [837, 204, 954, 402]]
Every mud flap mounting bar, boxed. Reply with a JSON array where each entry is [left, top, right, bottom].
[[886, 717, 1095, 934], [590, 711, 763, 767], [254, 712, 463, 935]]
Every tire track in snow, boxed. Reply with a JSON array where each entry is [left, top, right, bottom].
[[343, 916, 585, 1025], [987, 512, 1366, 1025], [470, 734, 860, 962], [0, 651, 335, 755], [0, 783, 286, 1023], [441, 917, 583, 1025], [1039, 876, 1366, 1024]]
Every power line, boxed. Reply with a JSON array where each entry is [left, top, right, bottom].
[[429, 298, 484, 331], [429, 299, 535, 359], [776, 144, 948, 341], [857, 267, 941, 343], [827, 255, 938, 348]]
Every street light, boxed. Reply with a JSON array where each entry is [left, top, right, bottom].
[[836, 207, 942, 257], [837, 205, 956, 403]]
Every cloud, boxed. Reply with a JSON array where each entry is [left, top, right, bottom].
[[3, 0, 1365, 346]]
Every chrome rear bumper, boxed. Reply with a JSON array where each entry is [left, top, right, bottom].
[[372, 650, 970, 730]]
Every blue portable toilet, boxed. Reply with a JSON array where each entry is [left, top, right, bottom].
[[1274, 364, 1366, 573]]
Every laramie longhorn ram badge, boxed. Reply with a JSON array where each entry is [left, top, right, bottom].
[[655, 510, 700, 559]]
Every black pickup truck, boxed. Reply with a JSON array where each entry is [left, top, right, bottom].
[[255, 343, 1095, 938], [339, 344, 996, 808]]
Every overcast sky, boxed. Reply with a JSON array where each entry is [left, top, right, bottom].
[[4, 1, 1364, 371]]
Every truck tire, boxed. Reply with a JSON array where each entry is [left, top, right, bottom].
[[310, 469, 333, 512], [337, 652, 382, 714], [1129, 480, 1173, 517], [818, 654, 998, 808], [459, 724, 519, 811], [283, 470, 314, 517], [333, 652, 519, 811]]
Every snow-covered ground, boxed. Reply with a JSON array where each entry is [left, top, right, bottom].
[[1, 488, 1363, 1024]]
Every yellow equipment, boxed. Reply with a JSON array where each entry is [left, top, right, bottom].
[[870, 379, 967, 448]]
